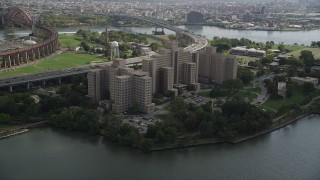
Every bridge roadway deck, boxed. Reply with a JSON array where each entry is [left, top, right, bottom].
[[0, 57, 150, 88], [117, 15, 208, 52]]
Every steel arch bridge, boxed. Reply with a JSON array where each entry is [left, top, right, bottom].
[[4, 7, 33, 27]]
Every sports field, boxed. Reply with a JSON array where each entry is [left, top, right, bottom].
[[0, 53, 105, 79]]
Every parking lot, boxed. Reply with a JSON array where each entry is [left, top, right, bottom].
[[184, 95, 212, 106], [122, 115, 160, 134]]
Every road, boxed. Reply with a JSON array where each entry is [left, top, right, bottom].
[[251, 73, 282, 105], [0, 15, 208, 89], [0, 54, 156, 88]]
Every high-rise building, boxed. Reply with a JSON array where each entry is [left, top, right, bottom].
[[142, 41, 199, 95], [199, 46, 238, 84], [88, 44, 236, 114], [87, 69, 102, 102], [186, 11, 204, 24], [243, 13, 253, 22], [88, 58, 155, 114]]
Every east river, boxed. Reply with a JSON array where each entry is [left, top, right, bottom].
[[1, 114, 320, 179], [1, 25, 320, 44]]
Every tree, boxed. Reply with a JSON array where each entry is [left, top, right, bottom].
[[260, 55, 274, 65], [278, 44, 285, 52], [301, 82, 315, 95], [0, 113, 11, 123], [141, 139, 154, 151], [222, 79, 243, 90], [215, 42, 231, 53], [300, 50, 315, 67], [150, 42, 160, 51], [80, 41, 90, 52], [168, 35, 176, 41], [237, 68, 254, 84], [168, 97, 188, 113], [286, 83, 295, 98], [131, 49, 140, 57]]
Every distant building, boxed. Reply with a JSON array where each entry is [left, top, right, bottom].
[[186, 11, 204, 24], [199, 46, 238, 84], [243, 13, 253, 22], [231, 47, 266, 57], [291, 77, 318, 86]]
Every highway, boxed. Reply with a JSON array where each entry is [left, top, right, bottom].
[[0, 15, 208, 90], [0, 55, 156, 88]]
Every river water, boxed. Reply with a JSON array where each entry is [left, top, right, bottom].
[[1, 114, 320, 179], [1, 25, 320, 45]]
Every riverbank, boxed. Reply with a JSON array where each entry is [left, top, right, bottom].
[[185, 23, 320, 32], [0, 121, 49, 140], [145, 111, 317, 152]]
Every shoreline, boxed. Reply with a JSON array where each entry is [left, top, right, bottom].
[[0, 112, 317, 151], [145, 112, 317, 152], [182, 24, 320, 32], [0, 121, 49, 140]]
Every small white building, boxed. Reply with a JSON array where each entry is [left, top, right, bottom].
[[278, 82, 287, 97]]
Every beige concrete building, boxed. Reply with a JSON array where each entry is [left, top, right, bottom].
[[88, 58, 155, 114], [142, 41, 199, 95], [199, 46, 238, 84], [87, 69, 103, 102]]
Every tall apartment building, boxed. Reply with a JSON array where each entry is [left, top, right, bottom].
[[89, 58, 155, 114], [186, 11, 204, 24], [87, 69, 101, 102], [142, 41, 199, 95], [199, 46, 238, 84]]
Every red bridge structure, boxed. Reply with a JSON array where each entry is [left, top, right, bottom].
[[0, 7, 58, 69]]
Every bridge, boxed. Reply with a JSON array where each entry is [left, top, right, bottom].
[[3, 7, 33, 27], [111, 15, 208, 52], [0, 14, 208, 91]]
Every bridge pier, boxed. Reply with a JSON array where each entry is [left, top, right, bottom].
[[9, 86, 13, 92], [27, 82, 30, 90], [1, 16, 4, 25], [35, 48, 41, 59], [2, 60, 6, 68], [6, 56, 12, 68], [14, 53, 20, 65], [154, 26, 165, 35]]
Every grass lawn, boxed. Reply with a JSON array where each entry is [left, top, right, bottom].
[[0, 52, 106, 78], [234, 91, 258, 101], [262, 87, 305, 111], [198, 91, 211, 98], [286, 47, 320, 59], [244, 86, 261, 94], [237, 55, 259, 66], [198, 89, 258, 101], [272, 44, 306, 52], [59, 34, 83, 48]]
